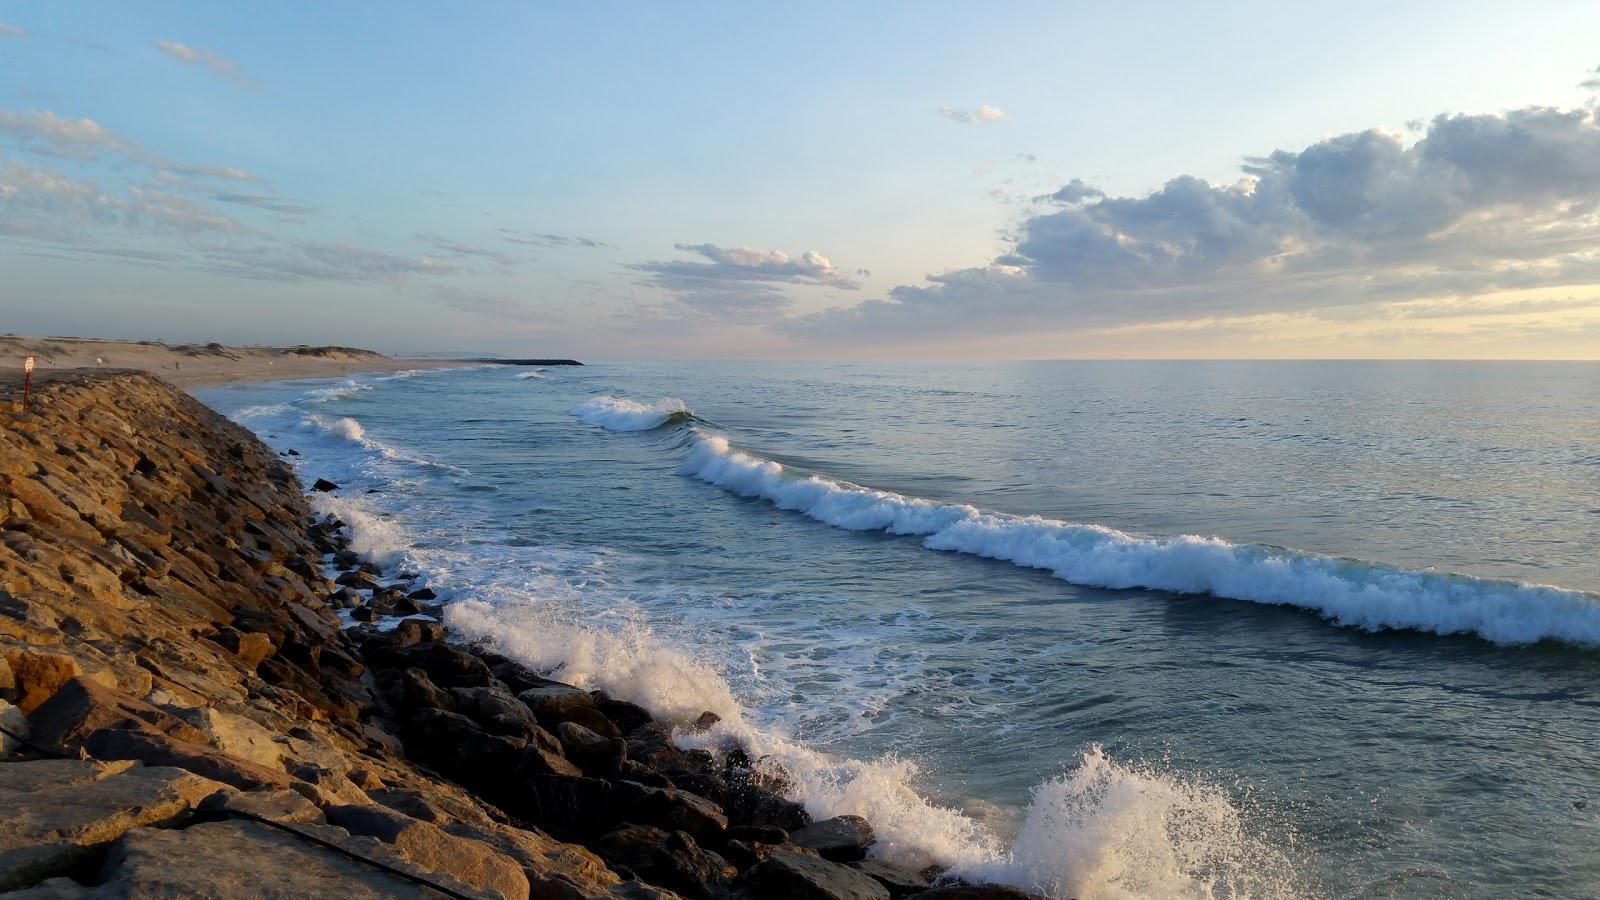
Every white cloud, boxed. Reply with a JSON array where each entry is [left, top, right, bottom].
[[152, 40, 258, 90], [939, 104, 1006, 124], [791, 102, 1600, 344], [632, 242, 858, 320], [0, 110, 127, 159]]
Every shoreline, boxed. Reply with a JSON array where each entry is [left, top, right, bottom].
[[0, 368, 1035, 898], [1, 335, 491, 390]]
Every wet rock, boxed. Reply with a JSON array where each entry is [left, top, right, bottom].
[[557, 720, 628, 772], [593, 825, 737, 900], [518, 680, 598, 720], [791, 815, 875, 863], [311, 478, 339, 492], [905, 886, 1048, 900], [728, 824, 790, 845], [597, 697, 655, 733], [741, 847, 891, 900], [849, 860, 933, 898], [407, 587, 437, 601], [725, 774, 812, 832], [335, 569, 379, 589]]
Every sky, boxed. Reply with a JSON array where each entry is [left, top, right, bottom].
[[2, 2, 1600, 360]]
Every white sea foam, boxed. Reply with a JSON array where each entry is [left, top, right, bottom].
[[679, 431, 1600, 648], [309, 494, 410, 567], [230, 385, 1304, 899], [446, 570, 1300, 896], [301, 413, 367, 443], [571, 395, 692, 431], [515, 371, 545, 380], [305, 380, 374, 403]]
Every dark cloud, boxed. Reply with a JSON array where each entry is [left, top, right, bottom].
[[792, 103, 1600, 342]]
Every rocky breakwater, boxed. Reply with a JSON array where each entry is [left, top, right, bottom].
[[0, 370, 1041, 900]]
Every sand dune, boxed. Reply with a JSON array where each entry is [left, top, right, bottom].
[[0, 335, 461, 389]]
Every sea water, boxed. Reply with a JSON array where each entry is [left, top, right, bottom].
[[198, 360, 1600, 898]]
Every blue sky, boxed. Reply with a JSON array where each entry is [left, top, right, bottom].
[[3, 2, 1600, 358]]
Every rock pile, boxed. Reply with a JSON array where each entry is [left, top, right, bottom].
[[0, 370, 1042, 899]]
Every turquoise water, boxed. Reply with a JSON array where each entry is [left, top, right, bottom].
[[200, 361, 1600, 899]]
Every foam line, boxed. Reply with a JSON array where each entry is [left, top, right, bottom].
[[679, 431, 1600, 648]]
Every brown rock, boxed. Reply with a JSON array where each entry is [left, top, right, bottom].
[[0, 758, 223, 891]]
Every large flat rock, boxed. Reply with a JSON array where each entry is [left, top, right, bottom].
[[0, 758, 223, 891]]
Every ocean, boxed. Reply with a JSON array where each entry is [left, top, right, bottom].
[[198, 360, 1600, 899]]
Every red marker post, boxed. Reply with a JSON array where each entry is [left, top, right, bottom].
[[22, 355, 34, 413]]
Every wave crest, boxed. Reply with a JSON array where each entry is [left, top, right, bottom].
[[680, 430, 1600, 648], [572, 395, 694, 431]]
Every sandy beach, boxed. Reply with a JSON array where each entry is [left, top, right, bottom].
[[0, 335, 462, 390]]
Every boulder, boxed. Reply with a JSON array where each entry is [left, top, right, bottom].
[[849, 860, 934, 898], [0, 699, 27, 758], [0, 758, 223, 891], [26, 678, 295, 791], [311, 478, 339, 492], [592, 825, 737, 900], [557, 720, 627, 772], [741, 848, 891, 900], [517, 680, 598, 720], [95, 818, 486, 899], [597, 697, 655, 733], [791, 816, 875, 863], [325, 804, 531, 900]]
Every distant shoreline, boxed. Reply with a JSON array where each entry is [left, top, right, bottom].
[[0, 335, 578, 390]]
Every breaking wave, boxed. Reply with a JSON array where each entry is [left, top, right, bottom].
[[675, 430, 1600, 649], [571, 395, 695, 431], [442, 560, 1301, 898]]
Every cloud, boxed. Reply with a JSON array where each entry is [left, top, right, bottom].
[[0, 24, 26, 38], [417, 232, 517, 266], [152, 40, 258, 90], [0, 110, 127, 159], [199, 241, 460, 283], [1583, 65, 1600, 91], [207, 191, 315, 216], [790, 103, 1600, 343], [632, 243, 858, 319], [496, 227, 608, 249], [939, 104, 1006, 124]]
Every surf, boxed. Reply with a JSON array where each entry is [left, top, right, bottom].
[[584, 400, 1600, 650]]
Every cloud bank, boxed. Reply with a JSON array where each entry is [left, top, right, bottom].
[[792, 104, 1600, 343]]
